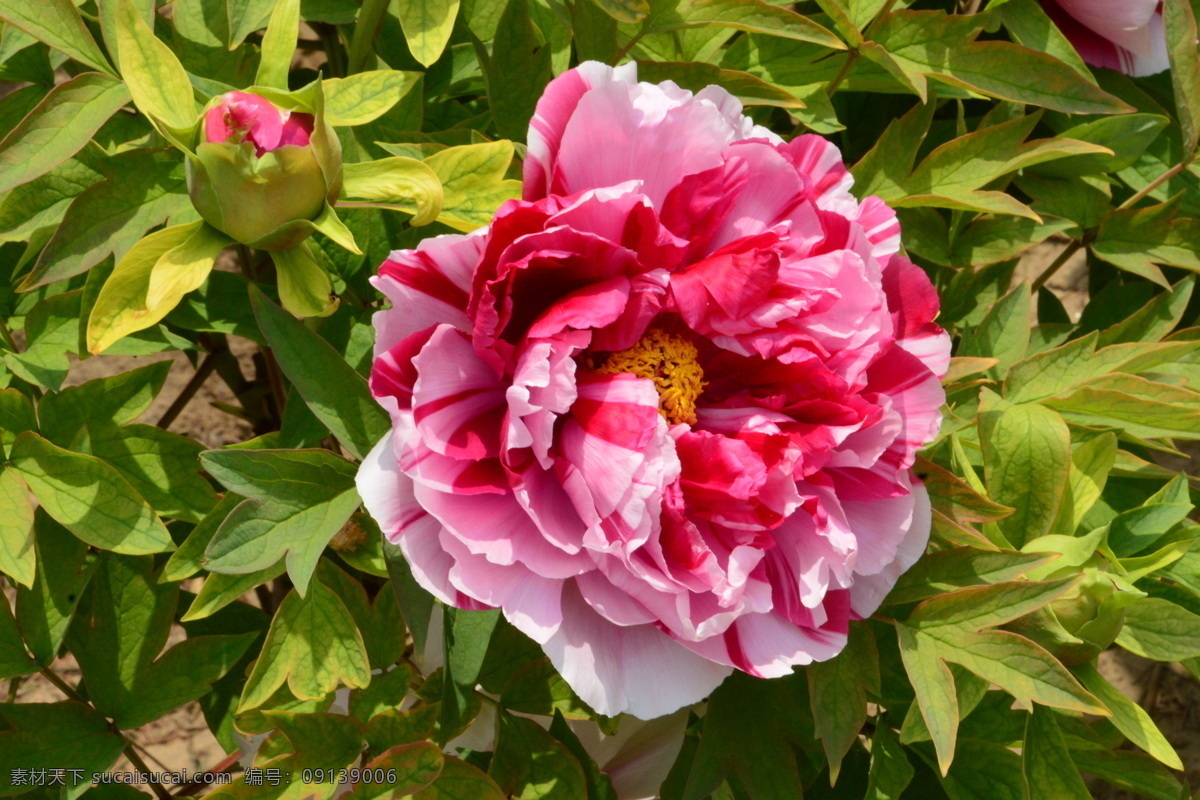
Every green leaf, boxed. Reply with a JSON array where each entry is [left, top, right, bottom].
[[396, 0, 460, 67], [271, 242, 339, 319], [10, 431, 174, 555], [1050, 433, 1118, 537], [441, 607, 500, 745], [899, 581, 1106, 774], [1071, 749, 1182, 800], [995, 0, 1092, 79], [15, 513, 95, 666], [181, 561, 287, 622], [484, 0, 554, 142], [324, 70, 422, 126], [1072, 663, 1183, 770], [0, 0, 115, 74], [1042, 376, 1200, 442], [87, 221, 208, 354], [1165, 0, 1200, 155], [163, 493, 242, 581], [683, 672, 811, 800], [114, 0, 198, 132], [890, 114, 1109, 219], [37, 360, 171, 446], [978, 390, 1071, 548], [145, 221, 226, 309], [1041, 113, 1171, 177], [0, 73, 130, 195], [547, 711, 618, 800], [342, 156, 444, 227], [1022, 707, 1090, 800], [851, 97, 935, 200], [864, 725, 913, 800], [500, 658, 592, 720], [0, 702, 126, 792], [238, 579, 371, 712], [871, 10, 1130, 114], [886, 548, 1054, 606], [1092, 199, 1200, 281], [366, 705, 439, 754], [0, 154, 105, 243], [1116, 596, 1200, 661], [68, 553, 255, 728], [420, 140, 520, 232], [226, 0, 277, 48], [1104, 473, 1193, 557], [645, 0, 844, 51], [200, 448, 362, 596], [956, 282, 1030, 379], [255, 0, 298, 89], [413, 757, 506, 800], [936, 738, 1024, 800], [0, 592, 34, 680], [490, 712, 589, 800], [261, 710, 365, 776], [87, 422, 219, 523], [356, 742, 444, 799], [23, 148, 195, 291], [98, 0, 159, 67], [0, 468, 35, 589], [383, 539, 435, 658], [1097, 276, 1194, 347], [946, 216, 1075, 269], [807, 625, 877, 783], [5, 291, 79, 391], [250, 286, 391, 460]]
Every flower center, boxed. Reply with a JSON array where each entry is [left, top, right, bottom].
[[594, 328, 706, 425]]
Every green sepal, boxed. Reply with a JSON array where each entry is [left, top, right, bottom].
[[272, 242, 338, 318]]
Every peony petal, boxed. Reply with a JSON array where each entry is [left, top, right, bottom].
[[849, 480, 932, 618], [543, 583, 731, 718], [356, 427, 485, 610], [552, 79, 747, 207], [525, 61, 639, 200], [372, 231, 485, 354], [411, 326, 506, 460], [278, 112, 314, 148]]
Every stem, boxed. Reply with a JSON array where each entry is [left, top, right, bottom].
[[156, 354, 218, 429], [170, 752, 242, 797], [0, 318, 18, 353], [120, 739, 172, 800], [1033, 154, 1193, 292], [1116, 158, 1192, 211], [1031, 239, 1084, 292], [6, 675, 21, 701], [40, 666, 84, 701], [346, 0, 391, 74], [39, 665, 169, 800], [825, 50, 859, 97]]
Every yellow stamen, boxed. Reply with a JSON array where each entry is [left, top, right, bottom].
[[594, 328, 706, 425]]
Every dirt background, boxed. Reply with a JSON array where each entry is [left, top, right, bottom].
[[1, 235, 1197, 796]]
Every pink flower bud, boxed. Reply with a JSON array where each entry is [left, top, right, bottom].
[[203, 91, 314, 156]]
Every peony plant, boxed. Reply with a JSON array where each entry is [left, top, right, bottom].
[[0, 0, 1198, 798]]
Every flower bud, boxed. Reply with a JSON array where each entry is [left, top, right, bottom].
[[187, 89, 342, 251], [1008, 568, 1133, 666]]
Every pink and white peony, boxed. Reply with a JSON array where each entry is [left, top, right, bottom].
[[1039, 0, 1169, 77], [357, 62, 950, 719]]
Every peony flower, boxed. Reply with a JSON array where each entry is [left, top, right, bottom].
[[1039, 0, 1169, 77], [188, 89, 342, 250], [357, 62, 950, 719]]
